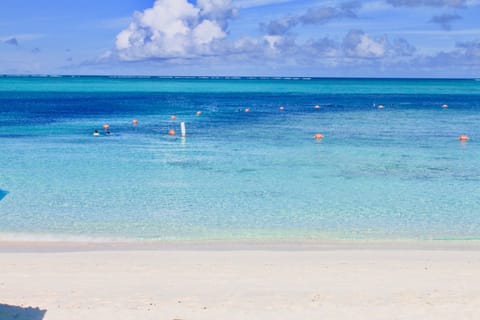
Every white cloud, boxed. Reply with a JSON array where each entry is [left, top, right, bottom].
[[116, 0, 234, 60], [264, 35, 282, 50], [199, 0, 237, 22], [262, 2, 361, 36], [100, 1, 477, 77], [343, 30, 387, 58], [193, 20, 225, 45]]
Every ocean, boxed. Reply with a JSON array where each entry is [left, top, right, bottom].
[[0, 76, 479, 241]]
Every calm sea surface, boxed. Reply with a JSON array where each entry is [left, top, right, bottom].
[[1, 76, 479, 241]]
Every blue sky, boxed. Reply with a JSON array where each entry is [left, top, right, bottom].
[[1, 0, 479, 77]]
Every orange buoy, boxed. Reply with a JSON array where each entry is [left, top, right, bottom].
[[170, 115, 177, 121], [313, 133, 324, 140], [132, 119, 138, 125], [314, 105, 321, 109], [378, 105, 385, 109], [459, 135, 469, 141], [245, 108, 250, 113], [279, 106, 285, 111], [196, 111, 202, 116], [442, 104, 448, 109], [103, 123, 110, 130], [168, 129, 176, 136]]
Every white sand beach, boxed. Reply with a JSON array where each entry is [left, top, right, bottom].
[[1, 241, 480, 320]]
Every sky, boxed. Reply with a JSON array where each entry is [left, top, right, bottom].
[[0, 0, 479, 77]]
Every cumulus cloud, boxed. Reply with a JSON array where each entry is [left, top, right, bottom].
[[112, 0, 418, 69], [407, 39, 479, 76], [262, 1, 361, 35], [386, 0, 467, 7], [115, 0, 236, 61], [429, 13, 462, 30], [300, 2, 359, 24], [108, 1, 479, 76], [4, 38, 19, 46], [456, 39, 480, 59], [198, 0, 236, 26], [255, 28, 416, 66], [262, 17, 298, 36], [391, 38, 416, 56], [340, 31, 416, 63], [304, 37, 339, 56], [342, 30, 387, 58]]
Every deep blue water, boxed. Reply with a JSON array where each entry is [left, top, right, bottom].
[[0, 76, 479, 241]]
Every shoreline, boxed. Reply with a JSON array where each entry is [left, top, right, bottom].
[[1, 238, 479, 252]]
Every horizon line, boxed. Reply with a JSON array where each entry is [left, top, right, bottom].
[[1, 74, 478, 81]]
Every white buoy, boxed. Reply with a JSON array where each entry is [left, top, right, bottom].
[[180, 122, 186, 138]]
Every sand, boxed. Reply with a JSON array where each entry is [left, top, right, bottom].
[[1, 240, 480, 320]]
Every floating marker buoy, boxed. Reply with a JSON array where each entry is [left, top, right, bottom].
[[378, 105, 385, 109], [442, 104, 448, 109], [459, 135, 469, 141], [314, 133, 324, 140], [168, 129, 176, 136], [196, 111, 202, 116], [279, 106, 285, 111], [180, 122, 186, 138], [314, 105, 321, 109], [245, 108, 250, 113], [103, 123, 110, 130], [132, 119, 138, 125], [170, 115, 177, 121]]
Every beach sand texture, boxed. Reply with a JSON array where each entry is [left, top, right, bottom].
[[1, 243, 480, 320]]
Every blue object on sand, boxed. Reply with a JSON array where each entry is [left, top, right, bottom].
[[0, 189, 8, 201]]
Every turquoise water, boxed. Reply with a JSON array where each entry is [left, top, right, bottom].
[[1, 76, 479, 241], [1, 76, 480, 95]]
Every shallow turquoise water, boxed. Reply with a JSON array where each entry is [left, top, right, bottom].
[[0, 76, 479, 240]]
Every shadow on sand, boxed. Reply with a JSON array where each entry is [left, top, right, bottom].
[[0, 304, 47, 320]]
